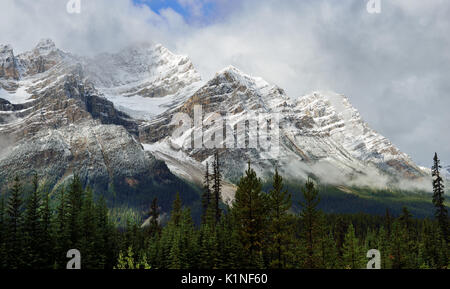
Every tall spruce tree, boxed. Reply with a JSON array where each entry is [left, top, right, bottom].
[[232, 162, 267, 268], [179, 208, 197, 269], [198, 222, 219, 269], [24, 174, 42, 268], [212, 151, 222, 224], [6, 176, 24, 269], [40, 188, 54, 269], [79, 187, 98, 268], [55, 188, 69, 268], [67, 175, 84, 248], [168, 230, 183, 269], [201, 162, 212, 224], [318, 215, 338, 269], [299, 177, 322, 269], [431, 153, 449, 242], [96, 196, 115, 269], [385, 208, 392, 239], [399, 207, 413, 231], [341, 223, 365, 269], [334, 216, 347, 257], [170, 192, 183, 227], [267, 168, 294, 268], [147, 197, 161, 237], [377, 226, 391, 269], [216, 209, 243, 269]]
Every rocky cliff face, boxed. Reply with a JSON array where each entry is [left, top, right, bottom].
[[0, 44, 19, 81], [0, 40, 430, 206], [0, 40, 197, 209], [140, 66, 427, 192]]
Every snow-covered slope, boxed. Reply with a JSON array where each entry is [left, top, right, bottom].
[[0, 39, 431, 204], [141, 66, 428, 192], [0, 40, 185, 198], [86, 43, 203, 120]]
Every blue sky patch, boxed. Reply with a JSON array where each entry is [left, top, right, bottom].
[[133, 0, 219, 23]]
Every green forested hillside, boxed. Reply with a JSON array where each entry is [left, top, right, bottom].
[[0, 159, 448, 269]]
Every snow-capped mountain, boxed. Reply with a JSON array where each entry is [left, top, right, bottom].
[[0, 39, 430, 204], [140, 66, 427, 194], [0, 40, 195, 205]]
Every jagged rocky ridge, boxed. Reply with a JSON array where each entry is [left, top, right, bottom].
[[0, 39, 199, 209], [140, 66, 429, 197], [0, 39, 431, 206]]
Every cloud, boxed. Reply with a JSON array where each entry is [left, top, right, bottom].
[[0, 0, 185, 55], [0, 0, 449, 167], [177, 0, 209, 16]]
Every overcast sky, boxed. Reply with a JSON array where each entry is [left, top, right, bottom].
[[1, 0, 449, 167]]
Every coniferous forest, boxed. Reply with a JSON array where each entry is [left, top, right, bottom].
[[0, 153, 448, 270]]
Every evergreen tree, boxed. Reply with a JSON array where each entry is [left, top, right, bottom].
[[201, 162, 212, 224], [419, 219, 448, 269], [124, 217, 143, 255], [385, 208, 392, 239], [216, 209, 243, 269], [39, 188, 54, 269], [67, 175, 84, 248], [179, 208, 197, 269], [377, 226, 391, 269], [232, 162, 267, 268], [147, 234, 161, 268], [24, 174, 42, 268], [157, 224, 173, 268], [168, 231, 183, 269], [79, 187, 98, 268], [390, 220, 409, 269], [147, 197, 161, 237], [198, 224, 219, 269], [399, 207, 419, 268], [6, 176, 25, 269], [298, 177, 322, 269], [170, 192, 183, 227], [2, 161, 449, 270], [318, 216, 338, 269], [212, 151, 222, 224], [333, 216, 347, 257], [96, 196, 116, 269], [55, 188, 69, 268], [266, 168, 294, 268], [341, 223, 365, 269], [399, 207, 413, 231], [431, 153, 449, 242]]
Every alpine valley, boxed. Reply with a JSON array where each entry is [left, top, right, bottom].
[[0, 39, 442, 219]]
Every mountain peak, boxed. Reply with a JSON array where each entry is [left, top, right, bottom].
[[34, 38, 57, 55], [216, 65, 249, 80], [213, 65, 273, 92], [218, 65, 242, 74], [117, 42, 177, 59]]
